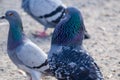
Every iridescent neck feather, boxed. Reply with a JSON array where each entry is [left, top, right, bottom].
[[52, 13, 84, 46]]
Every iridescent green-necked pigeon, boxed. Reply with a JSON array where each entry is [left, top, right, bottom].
[[48, 7, 104, 80]]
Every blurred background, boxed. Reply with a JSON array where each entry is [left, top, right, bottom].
[[0, 0, 120, 80]]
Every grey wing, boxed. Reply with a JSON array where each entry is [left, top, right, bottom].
[[22, 0, 49, 27], [14, 41, 48, 71], [22, 0, 65, 28]]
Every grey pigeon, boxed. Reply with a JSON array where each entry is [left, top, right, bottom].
[[48, 7, 104, 80], [0, 10, 52, 80], [22, 0, 90, 39]]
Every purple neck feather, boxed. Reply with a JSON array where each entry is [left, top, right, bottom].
[[7, 28, 25, 51]]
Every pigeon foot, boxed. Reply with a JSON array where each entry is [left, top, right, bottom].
[[32, 31, 49, 38]]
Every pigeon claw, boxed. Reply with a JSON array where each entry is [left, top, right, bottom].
[[32, 31, 49, 38]]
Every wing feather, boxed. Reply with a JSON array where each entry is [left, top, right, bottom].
[[29, 0, 64, 16], [16, 40, 47, 68]]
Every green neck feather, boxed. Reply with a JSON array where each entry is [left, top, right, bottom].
[[52, 14, 84, 46], [9, 21, 23, 41], [66, 14, 81, 36]]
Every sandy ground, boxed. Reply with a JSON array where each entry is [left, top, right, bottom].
[[0, 0, 120, 80]]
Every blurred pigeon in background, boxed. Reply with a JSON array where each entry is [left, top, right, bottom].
[[48, 7, 103, 80], [22, 0, 90, 39]]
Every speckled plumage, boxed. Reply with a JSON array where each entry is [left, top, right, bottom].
[[0, 10, 51, 80], [49, 46, 103, 80], [48, 7, 103, 80]]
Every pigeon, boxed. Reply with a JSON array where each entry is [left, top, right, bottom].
[[21, 0, 90, 39], [48, 7, 104, 80], [0, 10, 51, 80]]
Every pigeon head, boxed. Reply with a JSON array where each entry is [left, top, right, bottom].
[[21, 0, 28, 5], [65, 7, 80, 16], [0, 10, 25, 50], [52, 7, 85, 46], [0, 10, 23, 31]]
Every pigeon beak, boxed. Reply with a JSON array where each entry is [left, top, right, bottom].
[[0, 16, 6, 19]]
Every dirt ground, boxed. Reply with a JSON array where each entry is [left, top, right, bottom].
[[0, 0, 120, 80]]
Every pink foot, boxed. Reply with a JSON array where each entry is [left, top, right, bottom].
[[30, 78, 32, 80], [32, 31, 48, 38]]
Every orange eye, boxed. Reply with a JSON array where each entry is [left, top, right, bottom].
[[9, 13, 14, 16]]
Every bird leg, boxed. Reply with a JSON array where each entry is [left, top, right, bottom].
[[35, 31, 47, 37], [32, 28, 49, 38], [30, 77, 32, 80]]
